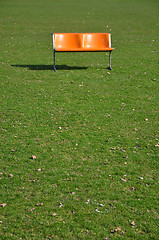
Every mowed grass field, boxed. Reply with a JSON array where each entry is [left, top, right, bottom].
[[0, 0, 159, 239]]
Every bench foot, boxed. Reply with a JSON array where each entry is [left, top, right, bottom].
[[107, 66, 113, 70]]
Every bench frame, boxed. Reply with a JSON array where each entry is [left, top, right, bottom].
[[51, 33, 114, 72]]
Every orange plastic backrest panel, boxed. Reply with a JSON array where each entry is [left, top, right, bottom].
[[83, 33, 110, 49], [54, 33, 82, 50]]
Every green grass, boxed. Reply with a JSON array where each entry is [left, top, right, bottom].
[[0, 0, 159, 239]]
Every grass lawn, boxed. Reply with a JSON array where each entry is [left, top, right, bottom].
[[0, 0, 159, 239]]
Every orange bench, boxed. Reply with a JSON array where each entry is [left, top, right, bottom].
[[51, 33, 114, 72]]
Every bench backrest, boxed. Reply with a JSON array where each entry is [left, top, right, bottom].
[[53, 33, 112, 51]]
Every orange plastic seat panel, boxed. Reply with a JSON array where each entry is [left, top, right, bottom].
[[54, 33, 82, 51], [83, 33, 110, 50], [53, 33, 114, 52]]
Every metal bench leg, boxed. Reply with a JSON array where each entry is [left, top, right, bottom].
[[53, 50, 56, 72], [107, 51, 112, 70]]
